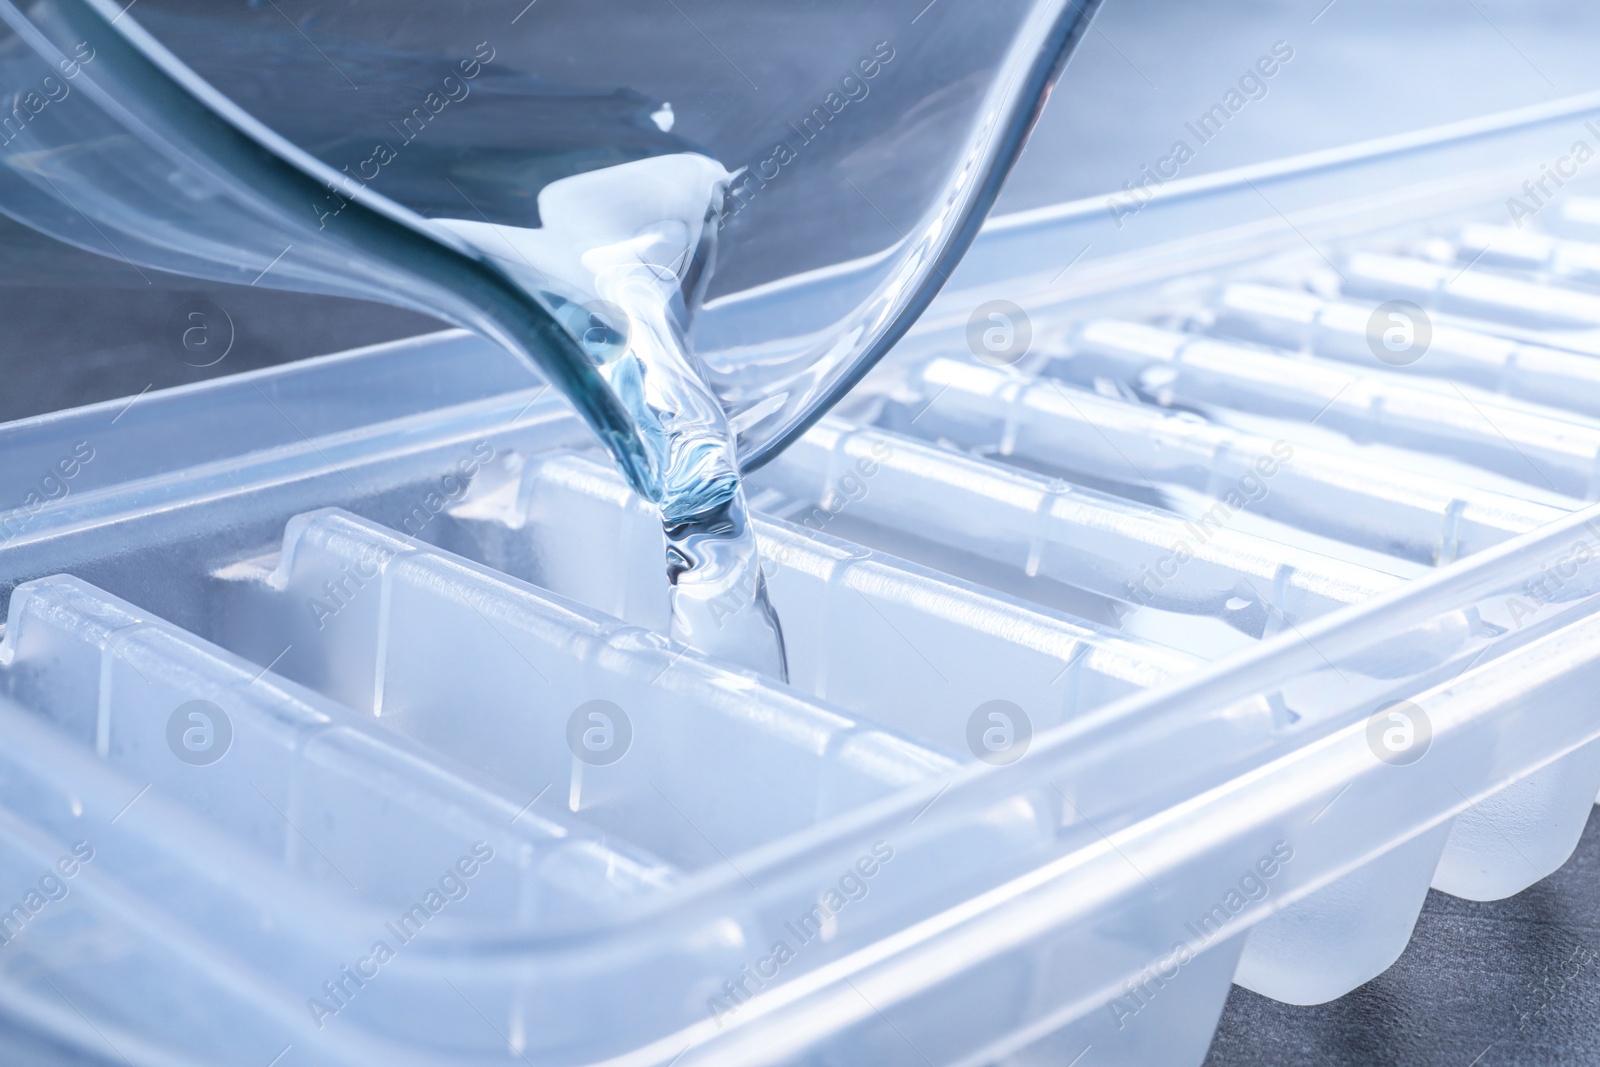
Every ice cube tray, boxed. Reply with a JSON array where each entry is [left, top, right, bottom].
[[9, 94, 1600, 1065]]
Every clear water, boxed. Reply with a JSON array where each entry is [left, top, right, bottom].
[[436, 154, 787, 679]]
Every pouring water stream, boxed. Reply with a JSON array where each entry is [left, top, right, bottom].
[[437, 154, 788, 678]]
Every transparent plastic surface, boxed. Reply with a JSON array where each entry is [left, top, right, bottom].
[[4, 95, 1600, 1066]]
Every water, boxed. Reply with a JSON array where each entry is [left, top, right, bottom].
[[436, 154, 788, 679]]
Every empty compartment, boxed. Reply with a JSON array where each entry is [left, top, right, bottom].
[[1210, 282, 1600, 420], [886, 356, 1564, 564], [1067, 320, 1600, 499], [754, 419, 1402, 658], [0, 574, 678, 925], [1343, 252, 1600, 328], [211, 509, 972, 869]]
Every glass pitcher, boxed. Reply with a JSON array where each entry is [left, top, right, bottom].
[[0, 0, 1099, 487]]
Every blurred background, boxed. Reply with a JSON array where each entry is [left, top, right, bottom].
[[3, 4, 1600, 1063], [10, 0, 1600, 424], [0, 1, 1587, 406], [999, 0, 1600, 211]]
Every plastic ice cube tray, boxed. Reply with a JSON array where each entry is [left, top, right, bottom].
[[9, 93, 1600, 1065]]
